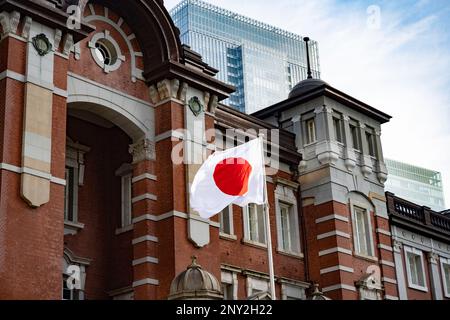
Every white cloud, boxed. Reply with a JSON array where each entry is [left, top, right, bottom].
[[164, 0, 450, 207]]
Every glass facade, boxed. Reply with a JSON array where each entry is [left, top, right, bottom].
[[170, 0, 321, 114], [385, 159, 446, 212]]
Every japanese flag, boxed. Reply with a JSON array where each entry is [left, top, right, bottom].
[[190, 138, 266, 219]]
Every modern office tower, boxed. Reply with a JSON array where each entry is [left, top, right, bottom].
[[170, 0, 321, 113], [385, 159, 446, 212]]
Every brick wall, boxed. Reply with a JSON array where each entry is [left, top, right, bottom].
[[64, 116, 133, 299]]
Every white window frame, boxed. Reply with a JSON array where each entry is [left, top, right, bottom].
[[279, 203, 293, 251], [219, 205, 235, 238], [64, 165, 78, 224], [115, 163, 134, 233], [280, 282, 307, 300], [121, 174, 133, 228], [440, 257, 450, 298], [246, 276, 269, 298], [333, 114, 344, 144], [274, 184, 301, 257], [404, 246, 428, 292], [350, 200, 375, 259], [221, 270, 238, 300], [305, 118, 317, 145], [243, 204, 266, 246], [62, 249, 89, 301], [64, 140, 89, 235]]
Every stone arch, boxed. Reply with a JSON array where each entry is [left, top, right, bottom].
[[347, 191, 376, 212], [67, 94, 152, 142]]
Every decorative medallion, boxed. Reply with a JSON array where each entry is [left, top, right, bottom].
[[188, 96, 204, 117], [32, 34, 52, 56]]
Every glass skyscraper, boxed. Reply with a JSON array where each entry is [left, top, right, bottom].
[[385, 159, 446, 212], [170, 0, 321, 114]]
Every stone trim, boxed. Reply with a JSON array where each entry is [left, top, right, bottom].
[[134, 211, 188, 223], [132, 235, 159, 245], [378, 244, 394, 252], [0, 69, 25, 82], [0, 70, 67, 98], [131, 193, 157, 203], [315, 214, 349, 224], [392, 226, 450, 257], [132, 278, 159, 287], [0, 162, 66, 186], [273, 176, 300, 189], [376, 228, 392, 236], [132, 173, 157, 183], [322, 284, 357, 293], [155, 130, 185, 143], [318, 247, 352, 257], [317, 231, 351, 240], [133, 211, 220, 228], [132, 256, 159, 266], [385, 295, 399, 300], [53, 87, 68, 98], [382, 277, 397, 285], [320, 265, 354, 275], [380, 260, 395, 267]]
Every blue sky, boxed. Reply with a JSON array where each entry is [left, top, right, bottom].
[[164, 0, 450, 207]]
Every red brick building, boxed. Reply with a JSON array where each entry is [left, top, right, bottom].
[[386, 192, 450, 300], [0, 0, 430, 301]]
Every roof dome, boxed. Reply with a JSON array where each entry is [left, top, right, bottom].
[[168, 257, 223, 300], [289, 78, 328, 99]]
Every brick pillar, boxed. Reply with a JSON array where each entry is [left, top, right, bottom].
[[129, 140, 159, 300], [139, 80, 222, 300], [0, 11, 71, 299], [304, 200, 356, 300]]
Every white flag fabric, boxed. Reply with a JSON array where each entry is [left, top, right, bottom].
[[190, 138, 265, 219]]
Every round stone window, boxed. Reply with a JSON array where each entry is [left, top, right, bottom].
[[94, 40, 116, 66], [89, 32, 125, 73]]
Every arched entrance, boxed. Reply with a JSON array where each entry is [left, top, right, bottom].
[[62, 98, 150, 300]]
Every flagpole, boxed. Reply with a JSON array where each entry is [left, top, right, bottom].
[[259, 134, 277, 301]]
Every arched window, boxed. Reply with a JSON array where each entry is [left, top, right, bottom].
[[348, 192, 376, 259], [62, 249, 90, 300]]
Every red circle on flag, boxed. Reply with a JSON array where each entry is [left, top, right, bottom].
[[213, 158, 252, 196]]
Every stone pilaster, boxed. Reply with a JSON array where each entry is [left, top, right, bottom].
[[358, 123, 373, 178], [427, 252, 443, 300], [393, 240, 408, 300], [375, 130, 388, 184], [184, 88, 210, 248], [342, 115, 357, 172], [314, 106, 339, 165]]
